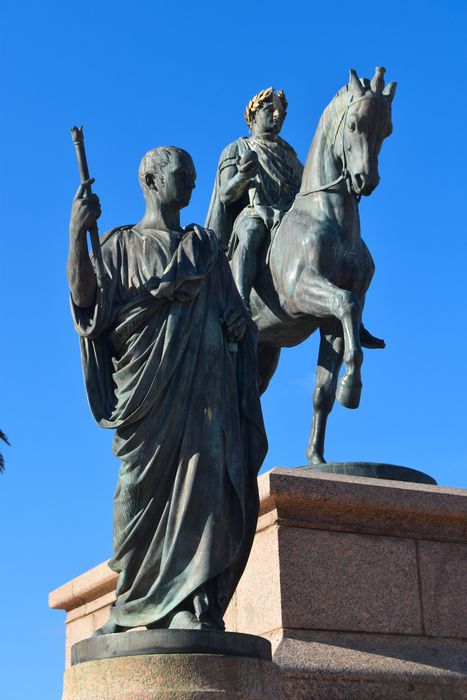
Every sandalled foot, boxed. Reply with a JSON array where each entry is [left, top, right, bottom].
[[168, 610, 218, 631], [147, 610, 219, 631], [336, 377, 362, 409], [93, 620, 125, 636], [360, 324, 385, 349]]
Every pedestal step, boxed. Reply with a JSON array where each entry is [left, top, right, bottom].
[[62, 653, 283, 700]]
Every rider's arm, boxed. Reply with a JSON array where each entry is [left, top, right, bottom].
[[219, 163, 251, 205], [219, 149, 259, 206]]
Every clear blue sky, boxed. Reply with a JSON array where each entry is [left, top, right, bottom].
[[1, 1, 466, 697]]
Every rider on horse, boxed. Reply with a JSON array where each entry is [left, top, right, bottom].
[[206, 86, 384, 350], [206, 87, 303, 314]]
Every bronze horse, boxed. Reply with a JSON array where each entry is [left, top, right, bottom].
[[251, 67, 397, 464]]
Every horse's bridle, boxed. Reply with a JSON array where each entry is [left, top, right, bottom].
[[297, 93, 376, 201]]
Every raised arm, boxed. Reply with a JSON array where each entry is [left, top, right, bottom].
[[218, 149, 259, 206], [67, 181, 101, 308]]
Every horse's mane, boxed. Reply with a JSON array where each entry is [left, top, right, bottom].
[[322, 85, 352, 147]]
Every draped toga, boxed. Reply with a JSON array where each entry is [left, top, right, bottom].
[[71, 224, 267, 628], [205, 135, 303, 254]]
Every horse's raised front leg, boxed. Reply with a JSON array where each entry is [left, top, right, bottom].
[[307, 325, 344, 464], [335, 291, 363, 409], [288, 272, 363, 408]]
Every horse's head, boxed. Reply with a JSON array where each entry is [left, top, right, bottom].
[[334, 67, 396, 197]]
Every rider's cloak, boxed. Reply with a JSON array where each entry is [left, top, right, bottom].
[[71, 224, 267, 628]]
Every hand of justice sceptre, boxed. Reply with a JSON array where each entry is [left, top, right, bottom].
[[70, 126, 106, 284]]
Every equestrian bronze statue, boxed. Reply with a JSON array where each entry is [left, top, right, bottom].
[[208, 68, 396, 464]]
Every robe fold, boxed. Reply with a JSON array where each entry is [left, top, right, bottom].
[[72, 224, 267, 628]]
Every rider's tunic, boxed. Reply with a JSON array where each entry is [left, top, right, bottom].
[[206, 135, 303, 255]]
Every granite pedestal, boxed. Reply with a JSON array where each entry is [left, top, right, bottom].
[[63, 630, 281, 699], [51, 467, 467, 699]]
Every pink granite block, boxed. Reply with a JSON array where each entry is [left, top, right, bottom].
[[62, 653, 283, 700], [418, 540, 467, 638], [65, 613, 97, 669], [232, 525, 282, 637], [277, 526, 423, 634], [260, 469, 467, 542], [49, 560, 117, 611], [273, 629, 467, 699]]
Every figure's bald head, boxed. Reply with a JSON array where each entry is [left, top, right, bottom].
[[138, 146, 196, 209], [138, 147, 191, 193]]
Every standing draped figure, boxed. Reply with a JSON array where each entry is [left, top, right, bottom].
[[67, 146, 267, 633]]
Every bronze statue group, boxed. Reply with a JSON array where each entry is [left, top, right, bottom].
[[67, 69, 396, 635]]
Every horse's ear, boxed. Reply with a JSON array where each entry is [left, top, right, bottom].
[[383, 81, 397, 103], [371, 66, 386, 94], [348, 69, 365, 97]]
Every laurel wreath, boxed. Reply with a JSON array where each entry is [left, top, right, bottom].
[[244, 87, 288, 127]]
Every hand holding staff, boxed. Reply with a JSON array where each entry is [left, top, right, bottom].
[[70, 126, 106, 283]]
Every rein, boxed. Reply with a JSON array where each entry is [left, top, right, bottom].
[[297, 93, 374, 201]]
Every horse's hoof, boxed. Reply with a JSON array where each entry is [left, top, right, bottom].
[[307, 450, 326, 465], [336, 379, 362, 409]]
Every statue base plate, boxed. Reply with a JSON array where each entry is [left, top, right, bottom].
[[71, 629, 271, 665], [301, 461, 437, 484]]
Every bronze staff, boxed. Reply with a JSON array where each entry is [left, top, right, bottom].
[[70, 126, 106, 283]]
